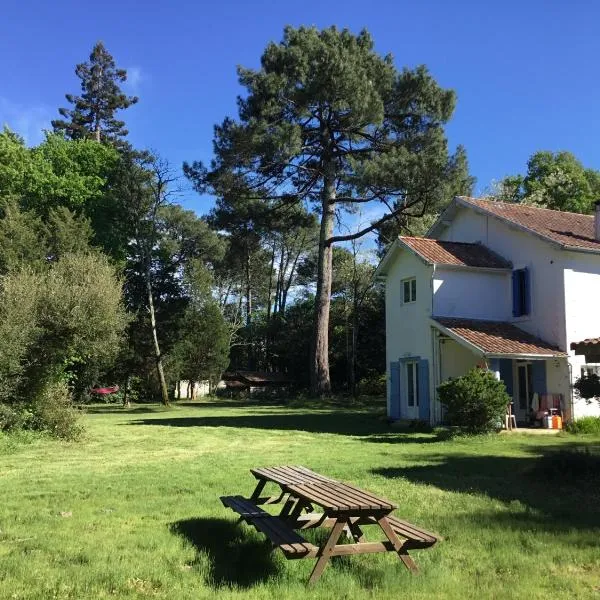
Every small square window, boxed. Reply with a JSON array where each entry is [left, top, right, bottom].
[[402, 278, 416, 303]]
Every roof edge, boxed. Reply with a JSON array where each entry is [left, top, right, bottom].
[[455, 197, 600, 256]]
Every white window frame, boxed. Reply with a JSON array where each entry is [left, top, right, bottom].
[[402, 277, 417, 304], [405, 361, 420, 407]]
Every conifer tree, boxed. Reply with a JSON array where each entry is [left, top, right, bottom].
[[52, 42, 138, 146], [186, 26, 463, 395]]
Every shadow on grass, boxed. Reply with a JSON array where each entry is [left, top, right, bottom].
[[129, 411, 403, 438], [83, 406, 162, 415], [372, 442, 600, 532], [170, 518, 280, 587]]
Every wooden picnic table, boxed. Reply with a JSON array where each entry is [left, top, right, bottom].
[[220, 465, 438, 584]]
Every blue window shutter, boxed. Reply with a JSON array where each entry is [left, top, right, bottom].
[[523, 268, 531, 315], [499, 359, 514, 398], [512, 270, 521, 317], [390, 362, 401, 419], [531, 361, 546, 395], [418, 359, 430, 422]]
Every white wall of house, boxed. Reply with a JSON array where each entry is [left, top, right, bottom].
[[385, 249, 434, 415], [562, 252, 600, 418], [438, 338, 480, 380], [437, 206, 567, 348], [433, 267, 510, 320], [176, 380, 211, 399]]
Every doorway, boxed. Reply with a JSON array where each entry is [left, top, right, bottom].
[[515, 362, 533, 421]]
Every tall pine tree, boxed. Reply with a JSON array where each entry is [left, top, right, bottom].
[[186, 26, 464, 395], [52, 42, 138, 145]]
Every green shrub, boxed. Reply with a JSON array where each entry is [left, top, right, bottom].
[[357, 373, 386, 397], [565, 416, 600, 435], [438, 368, 509, 434], [29, 381, 83, 440], [0, 403, 27, 431]]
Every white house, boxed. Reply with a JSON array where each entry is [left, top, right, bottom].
[[376, 196, 600, 424]]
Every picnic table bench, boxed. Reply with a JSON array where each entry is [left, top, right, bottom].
[[220, 465, 439, 584]]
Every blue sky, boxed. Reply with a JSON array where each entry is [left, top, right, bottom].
[[2, 0, 600, 222]]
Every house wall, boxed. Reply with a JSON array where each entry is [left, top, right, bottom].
[[438, 338, 480, 381], [563, 250, 600, 418], [176, 380, 210, 399], [437, 205, 600, 420], [385, 249, 434, 416], [438, 206, 567, 349], [433, 267, 510, 320]]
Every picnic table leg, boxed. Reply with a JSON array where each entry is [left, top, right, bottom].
[[308, 518, 347, 585], [377, 516, 418, 573], [250, 479, 266, 501], [347, 521, 366, 543]]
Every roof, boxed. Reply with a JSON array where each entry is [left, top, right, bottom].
[[452, 197, 600, 254], [432, 317, 567, 358], [399, 236, 511, 269], [571, 338, 600, 351]]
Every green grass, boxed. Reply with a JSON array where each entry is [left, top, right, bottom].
[[1, 400, 599, 599]]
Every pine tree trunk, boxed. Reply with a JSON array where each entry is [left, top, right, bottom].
[[146, 274, 169, 406], [245, 249, 255, 370], [351, 296, 358, 397], [311, 165, 335, 396]]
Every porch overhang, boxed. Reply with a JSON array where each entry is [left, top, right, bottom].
[[431, 317, 568, 360]]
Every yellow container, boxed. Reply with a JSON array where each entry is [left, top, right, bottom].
[[552, 415, 562, 430]]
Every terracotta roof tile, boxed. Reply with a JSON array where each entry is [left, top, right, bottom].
[[399, 237, 511, 269], [433, 317, 566, 357], [458, 197, 600, 252]]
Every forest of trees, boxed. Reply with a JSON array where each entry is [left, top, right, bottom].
[[2, 27, 596, 438]]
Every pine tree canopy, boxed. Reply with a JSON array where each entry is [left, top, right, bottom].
[[52, 42, 138, 146], [186, 26, 460, 242]]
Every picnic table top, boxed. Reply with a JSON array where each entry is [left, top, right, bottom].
[[251, 465, 397, 514]]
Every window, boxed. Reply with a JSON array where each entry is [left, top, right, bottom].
[[402, 278, 417, 304], [406, 361, 419, 407], [512, 268, 530, 317], [581, 364, 600, 378]]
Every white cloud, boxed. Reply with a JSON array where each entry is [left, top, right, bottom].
[[0, 97, 52, 145], [125, 66, 143, 94]]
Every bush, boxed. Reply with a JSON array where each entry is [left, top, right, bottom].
[[0, 403, 28, 432], [357, 373, 386, 397], [565, 416, 600, 435], [29, 380, 83, 440], [438, 368, 509, 434]]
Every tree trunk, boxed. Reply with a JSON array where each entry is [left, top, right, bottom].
[[146, 274, 169, 406], [311, 164, 335, 396], [123, 374, 131, 407], [350, 294, 358, 397], [245, 248, 255, 370]]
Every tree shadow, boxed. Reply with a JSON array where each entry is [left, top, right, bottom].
[[372, 442, 600, 532], [83, 406, 162, 415], [170, 517, 280, 588], [130, 411, 392, 437]]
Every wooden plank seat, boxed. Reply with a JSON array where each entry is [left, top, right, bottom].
[[385, 515, 438, 549], [290, 513, 438, 548], [220, 495, 318, 559]]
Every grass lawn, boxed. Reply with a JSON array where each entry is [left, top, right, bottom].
[[1, 400, 599, 599]]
